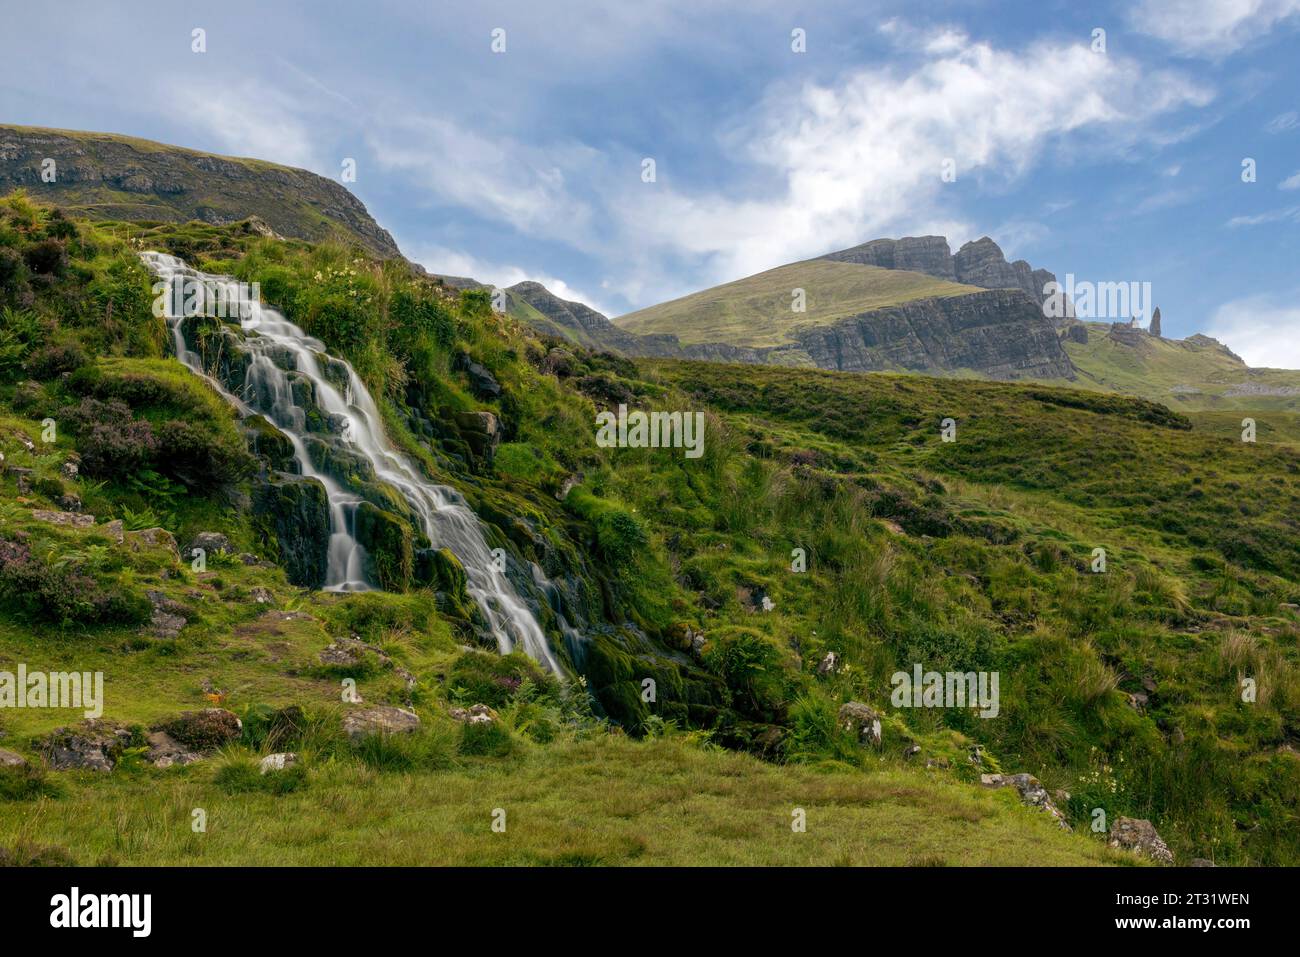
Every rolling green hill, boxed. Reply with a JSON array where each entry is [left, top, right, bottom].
[[1060, 321, 1300, 412], [615, 259, 984, 347]]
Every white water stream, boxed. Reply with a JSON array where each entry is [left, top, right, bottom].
[[142, 252, 560, 672]]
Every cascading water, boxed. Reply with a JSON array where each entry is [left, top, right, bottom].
[[141, 251, 561, 673]]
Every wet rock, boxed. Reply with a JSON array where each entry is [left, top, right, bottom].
[[31, 508, 94, 528], [38, 720, 135, 771], [343, 705, 421, 742], [152, 708, 243, 752], [981, 773, 1071, 831], [258, 752, 299, 774], [838, 701, 881, 746], [354, 502, 414, 591], [1107, 816, 1174, 864], [145, 730, 202, 768], [252, 471, 329, 588]]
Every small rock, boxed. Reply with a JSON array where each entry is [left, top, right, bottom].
[[145, 590, 187, 639], [258, 752, 299, 774], [816, 651, 840, 677], [981, 772, 1072, 831], [145, 731, 202, 768], [1190, 858, 1217, 867], [319, 636, 389, 669], [904, 744, 921, 758], [838, 701, 881, 747], [31, 508, 95, 528], [0, 748, 28, 769], [56, 493, 82, 513], [250, 587, 273, 604], [1127, 692, 1149, 711], [343, 706, 421, 742], [449, 704, 498, 725], [1107, 816, 1174, 864], [7, 467, 34, 493], [126, 527, 180, 562], [98, 519, 124, 543], [60, 456, 80, 481]]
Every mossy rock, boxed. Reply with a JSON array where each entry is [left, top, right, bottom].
[[252, 471, 329, 587], [354, 501, 414, 591], [243, 414, 296, 472]]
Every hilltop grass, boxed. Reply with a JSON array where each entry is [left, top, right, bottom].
[[615, 259, 982, 347]]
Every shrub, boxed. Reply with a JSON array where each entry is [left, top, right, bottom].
[[0, 763, 60, 802], [449, 650, 557, 709], [24, 342, 87, 380], [0, 842, 74, 867], [0, 538, 151, 627], [459, 720, 514, 757], [154, 419, 255, 491], [62, 397, 158, 476], [23, 239, 67, 277]]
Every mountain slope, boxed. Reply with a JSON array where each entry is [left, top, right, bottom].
[[1061, 321, 1300, 412], [0, 124, 400, 257]]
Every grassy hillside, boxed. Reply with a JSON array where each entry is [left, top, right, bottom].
[[0, 125, 400, 258], [1, 191, 1296, 867], [1061, 322, 1300, 412], [615, 259, 983, 347]]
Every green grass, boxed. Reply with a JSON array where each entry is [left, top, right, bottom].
[[615, 259, 982, 347], [0, 735, 1124, 866]]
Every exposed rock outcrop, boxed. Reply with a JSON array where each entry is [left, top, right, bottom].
[[1107, 816, 1174, 864], [981, 773, 1071, 830], [1149, 306, 1162, 338]]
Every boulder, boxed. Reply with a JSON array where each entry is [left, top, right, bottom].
[[258, 752, 300, 774], [145, 731, 202, 768], [125, 526, 180, 562], [1107, 816, 1174, 864], [980, 773, 1071, 830], [343, 705, 421, 743], [187, 531, 232, 559], [37, 720, 135, 771], [144, 589, 187, 639], [0, 748, 28, 768], [152, 708, 243, 752], [838, 701, 881, 746], [452, 411, 502, 460]]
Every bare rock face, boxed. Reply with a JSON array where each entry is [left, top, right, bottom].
[[821, 235, 958, 280], [1063, 322, 1089, 344], [1108, 816, 1174, 864], [1149, 306, 1162, 338]]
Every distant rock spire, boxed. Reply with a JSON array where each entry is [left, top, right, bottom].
[[1150, 307, 1162, 338]]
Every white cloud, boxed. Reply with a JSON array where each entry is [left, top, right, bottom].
[[1206, 293, 1300, 368], [1265, 110, 1299, 132], [609, 30, 1212, 289], [1279, 170, 1300, 189], [1131, 0, 1300, 56], [1226, 205, 1300, 225], [165, 81, 324, 173]]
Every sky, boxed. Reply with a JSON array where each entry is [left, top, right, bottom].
[[2, 0, 1299, 365]]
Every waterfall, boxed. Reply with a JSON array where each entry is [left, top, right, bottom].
[[141, 252, 561, 673]]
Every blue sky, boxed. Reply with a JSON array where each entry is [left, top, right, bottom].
[[2, 0, 1299, 364]]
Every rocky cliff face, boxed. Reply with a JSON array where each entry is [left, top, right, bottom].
[[507, 281, 646, 352], [822, 235, 1059, 309], [615, 289, 1074, 380], [0, 125, 400, 258]]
